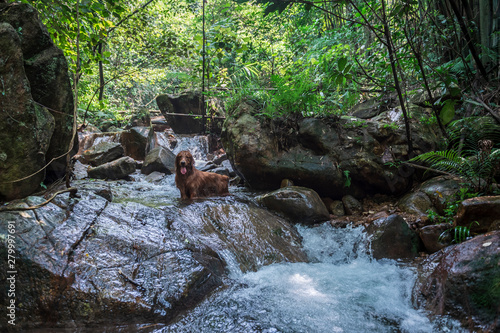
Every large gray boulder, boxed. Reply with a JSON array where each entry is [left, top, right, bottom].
[[88, 156, 136, 180], [77, 127, 154, 162], [0, 194, 224, 329], [141, 147, 175, 175], [119, 126, 153, 160], [0, 2, 75, 183], [222, 103, 440, 199], [157, 92, 204, 134], [80, 142, 124, 166], [0, 182, 307, 329], [0, 22, 54, 200]]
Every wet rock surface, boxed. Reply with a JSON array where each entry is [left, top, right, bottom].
[[0, 21, 54, 200], [88, 156, 137, 180], [0, 192, 223, 329], [365, 214, 422, 259], [413, 231, 500, 331], [77, 127, 154, 162], [0, 175, 307, 330], [342, 195, 363, 215], [80, 141, 124, 166], [141, 146, 175, 175], [455, 196, 500, 233], [418, 224, 452, 253]]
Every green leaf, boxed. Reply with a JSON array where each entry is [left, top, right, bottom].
[[338, 57, 348, 72], [440, 100, 456, 125]]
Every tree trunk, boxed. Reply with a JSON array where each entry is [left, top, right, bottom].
[[98, 42, 104, 101], [449, 0, 488, 79], [479, 0, 491, 68], [382, 0, 413, 156]]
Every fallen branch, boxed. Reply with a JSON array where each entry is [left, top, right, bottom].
[[473, 96, 500, 124], [0, 188, 78, 212], [402, 162, 460, 178]]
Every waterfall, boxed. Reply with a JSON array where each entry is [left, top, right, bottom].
[[159, 224, 465, 333]]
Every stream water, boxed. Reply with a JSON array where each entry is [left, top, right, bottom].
[[127, 135, 463, 333], [29, 134, 465, 333], [160, 225, 463, 333]]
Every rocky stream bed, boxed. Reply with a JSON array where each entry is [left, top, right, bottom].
[[0, 135, 498, 332]]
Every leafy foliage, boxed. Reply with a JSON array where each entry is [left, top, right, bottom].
[[18, 0, 499, 134], [410, 146, 500, 193], [427, 188, 478, 225], [438, 224, 476, 244]]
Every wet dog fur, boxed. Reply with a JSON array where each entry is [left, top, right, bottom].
[[175, 150, 230, 200]]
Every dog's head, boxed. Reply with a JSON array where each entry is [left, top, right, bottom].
[[175, 150, 194, 175]]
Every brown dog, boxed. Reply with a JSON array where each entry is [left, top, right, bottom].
[[175, 150, 230, 200]]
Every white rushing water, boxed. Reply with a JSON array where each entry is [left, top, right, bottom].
[[159, 224, 464, 333], [106, 134, 464, 333]]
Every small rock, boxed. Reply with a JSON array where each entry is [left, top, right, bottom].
[[88, 156, 136, 180], [258, 186, 330, 224], [281, 179, 295, 188], [365, 214, 422, 260], [455, 196, 500, 234], [366, 210, 389, 223], [211, 167, 230, 176], [212, 153, 228, 165], [141, 147, 175, 175], [198, 162, 217, 172], [221, 160, 236, 177], [330, 219, 350, 228], [330, 200, 346, 216], [80, 142, 124, 166], [398, 191, 433, 216], [229, 176, 242, 186], [206, 153, 215, 161], [342, 195, 363, 215], [95, 188, 113, 202], [144, 171, 165, 183], [418, 224, 452, 253]]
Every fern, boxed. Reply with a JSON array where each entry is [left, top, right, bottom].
[[448, 117, 500, 152], [410, 147, 500, 193]]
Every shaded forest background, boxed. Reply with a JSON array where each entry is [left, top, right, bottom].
[[21, 0, 500, 133]]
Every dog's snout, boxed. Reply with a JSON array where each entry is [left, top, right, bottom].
[[180, 160, 186, 166]]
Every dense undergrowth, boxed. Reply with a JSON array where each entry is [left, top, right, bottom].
[[17, 0, 500, 196]]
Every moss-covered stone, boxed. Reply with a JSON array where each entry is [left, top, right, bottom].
[[1, 2, 75, 185], [0, 22, 54, 200]]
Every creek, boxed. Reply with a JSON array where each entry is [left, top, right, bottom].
[[17, 134, 466, 333], [111, 135, 463, 333], [161, 226, 463, 333]]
